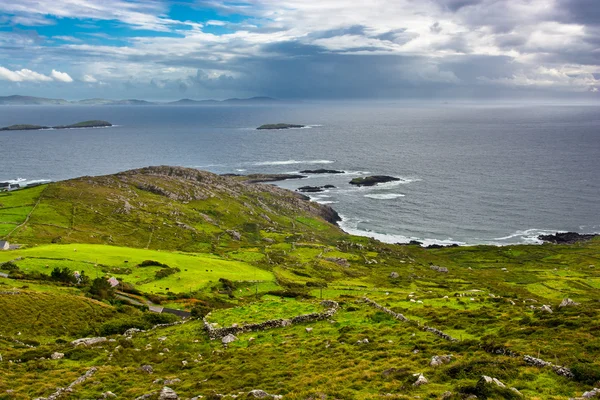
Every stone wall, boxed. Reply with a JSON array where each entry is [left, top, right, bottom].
[[363, 297, 458, 342], [203, 301, 339, 339], [523, 355, 574, 378]]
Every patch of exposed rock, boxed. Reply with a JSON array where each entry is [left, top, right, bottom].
[[538, 232, 598, 244], [71, 337, 107, 346]]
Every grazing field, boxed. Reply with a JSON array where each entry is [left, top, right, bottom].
[[1, 168, 600, 399], [0, 185, 45, 236], [0, 244, 274, 293]]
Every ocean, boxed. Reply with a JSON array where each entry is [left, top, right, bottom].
[[1, 102, 599, 246]]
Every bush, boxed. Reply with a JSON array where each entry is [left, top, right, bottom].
[[64, 347, 98, 361], [20, 348, 50, 362], [142, 312, 179, 325], [50, 267, 76, 283], [155, 267, 180, 279], [89, 277, 115, 300], [369, 311, 393, 323], [266, 290, 313, 299], [191, 303, 212, 319], [99, 318, 150, 336], [0, 261, 19, 271], [138, 260, 169, 268], [572, 362, 600, 385], [147, 294, 164, 304]]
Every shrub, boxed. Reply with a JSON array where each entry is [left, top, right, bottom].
[[64, 347, 98, 361], [191, 303, 212, 319], [571, 362, 600, 385], [89, 277, 115, 300], [370, 311, 393, 323], [20, 348, 50, 362], [50, 267, 76, 283], [155, 267, 180, 279], [0, 261, 19, 271], [99, 318, 149, 336], [138, 260, 169, 268], [142, 312, 179, 325], [266, 290, 313, 299]]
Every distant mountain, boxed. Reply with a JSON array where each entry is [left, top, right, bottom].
[[223, 96, 277, 104], [168, 96, 278, 105], [0, 94, 279, 106], [76, 98, 118, 105], [0, 95, 69, 105], [167, 98, 220, 105]]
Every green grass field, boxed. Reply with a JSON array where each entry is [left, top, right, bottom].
[[0, 244, 274, 293]]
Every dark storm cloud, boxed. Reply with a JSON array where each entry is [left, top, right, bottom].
[[556, 0, 600, 26]]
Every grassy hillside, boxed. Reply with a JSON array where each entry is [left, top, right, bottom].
[[0, 167, 599, 399], [0, 244, 274, 293], [3, 166, 342, 251]]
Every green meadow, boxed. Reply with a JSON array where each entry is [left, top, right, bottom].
[[1, 167, 599, 399]]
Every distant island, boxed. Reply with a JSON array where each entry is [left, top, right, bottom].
[[0, 120, 112, 131], [257, 123, 306, 130], [349, 176, 401, 186], [0, 94, 281, 106]]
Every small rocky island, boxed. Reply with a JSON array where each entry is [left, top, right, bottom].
[[349, 176, 401, 186], [257, 123, 305, 130], [0, 120, 112, 131], [297, 185, 336, 193], [300, 169, 345, 174]]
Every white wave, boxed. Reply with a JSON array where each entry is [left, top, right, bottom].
[[2, 178, 51, 186], [316, 200, 338, 204], [338, 214, 464, 247], [364, 193, 405, 200], [250, 160, 335, 166], [236, 169, 247, 172], [491, 228, 562, 244]]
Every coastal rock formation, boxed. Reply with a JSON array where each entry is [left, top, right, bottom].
[[298, 186, 326, 193], [349, 176, 400, 186], [538, 232, 598, 244], [257, 123, 305, 130], [300, 169, 345, 174]]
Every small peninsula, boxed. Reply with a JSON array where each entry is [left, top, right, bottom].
[[349, 175, 401, 186], [257, 123, 305, 130], [0, 120, 112, 131]]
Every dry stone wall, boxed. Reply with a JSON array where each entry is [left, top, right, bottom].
[[363, 297, 458, 342], [204, 300, 339, 339]]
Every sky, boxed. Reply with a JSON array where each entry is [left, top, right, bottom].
[[0, 0, 599, 101]]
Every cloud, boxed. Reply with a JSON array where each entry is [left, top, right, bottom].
[[0, 0, 598, 99], [0, 66, 53, 82], [81, 74, 98, 83], [50, 69, 73, 82]]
